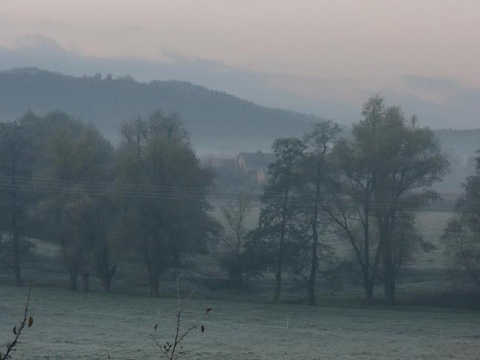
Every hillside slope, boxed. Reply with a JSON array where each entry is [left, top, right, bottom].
[[0, 67, 478, 191], [0, 67, 322, 153]]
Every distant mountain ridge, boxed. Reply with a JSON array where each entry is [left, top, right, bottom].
[[0, 67, 324, 153], [0, 67, 479, 191]]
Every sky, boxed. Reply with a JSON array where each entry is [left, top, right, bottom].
[[1, 0, 480, 129]]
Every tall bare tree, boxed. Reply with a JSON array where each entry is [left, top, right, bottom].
[[302, 121, 341, 305], [217, 192, 252, 288]]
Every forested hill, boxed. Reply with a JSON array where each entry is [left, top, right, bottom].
[[0, 67, 478, 191], [0, 67, 321, 153]]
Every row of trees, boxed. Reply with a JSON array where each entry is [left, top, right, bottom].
[[1, 96, 479, 306], [231, 96, 450, 305], [0, 110, 219, 296]]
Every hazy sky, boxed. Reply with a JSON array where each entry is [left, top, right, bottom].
[[1, 0, 480, 128]]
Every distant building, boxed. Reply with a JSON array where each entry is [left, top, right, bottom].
[[237, 151, 276, 185]]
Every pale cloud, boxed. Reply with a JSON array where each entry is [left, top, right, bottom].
[[2, 0, 479, 83], [1, 0, 480, 128], [15, 34, 62, 51]]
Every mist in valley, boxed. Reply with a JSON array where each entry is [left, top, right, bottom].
[[2, 2, 480, 359]]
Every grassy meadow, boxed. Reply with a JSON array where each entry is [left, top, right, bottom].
[[3, 209, 480, 359], [2, 285, 480, 360]]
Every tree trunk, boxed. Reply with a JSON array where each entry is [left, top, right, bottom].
[[308, 166, 322, 306], [94, 242, 117, 292], [103, 278, 111, 293], [307, 227, 318, 305], [383, 261, 396, 304], [307, 279, 316, 306], [273, 270, 282, 304], [81, 273, 90, 292], [228, 258, 242, 289], [102, 264, 116, 292], [364, 279, 374, 303], [235, 257, 243, 288], [143, 242, 160, 296], [149, 272, 160, 297], [384, 276, 395, 304], [69, 269, 78, 291], [381, 223, 396, 304], [273, 186, 289, 304]]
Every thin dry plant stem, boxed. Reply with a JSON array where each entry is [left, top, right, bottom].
[[153, 278, 209, 360], [1, 280, 34, 360]]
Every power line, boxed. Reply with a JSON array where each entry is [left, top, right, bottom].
[[0, 175, 472, 212]]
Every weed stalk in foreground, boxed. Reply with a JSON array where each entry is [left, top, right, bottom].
[[151, 278, 212, 360], [1, 281, 34, 360]]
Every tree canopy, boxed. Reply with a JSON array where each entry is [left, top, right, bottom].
[[116, 110, 220, 296], [334, 95, 449, 303]]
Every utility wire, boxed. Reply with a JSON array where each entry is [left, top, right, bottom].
[[0, 175, 471, 212]]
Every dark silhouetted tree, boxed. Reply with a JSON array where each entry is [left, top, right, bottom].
[[116, 110, 219, 296], [39, 119, 115, 290], [302, 121, 340, 305], [329, 95, 448, 304], [217, 192, 252, 289], [245, 137, 306, 303]]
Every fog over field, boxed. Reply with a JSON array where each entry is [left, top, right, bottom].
[[2, 2, 480, 360]]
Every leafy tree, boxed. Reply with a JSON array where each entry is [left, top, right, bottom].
[[442, 150, 480, 286], [39, 121, 115, 290], [116, 110, 219, 296], [245, 137, 306, 303], [302, 121, 341, 305], [0, 120, 35, 286], [331, 95, 448, 303]]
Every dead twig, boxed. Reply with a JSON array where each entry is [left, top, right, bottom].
[[152, 278, 212, 360], [1, 280, 34, 360]]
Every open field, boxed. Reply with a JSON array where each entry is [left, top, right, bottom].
[[3, 209, 479, 359], [1, 285, 480, 360]]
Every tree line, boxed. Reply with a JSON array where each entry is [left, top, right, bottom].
[[0, 109, 219, 296], [0, 95, 479, 306], [218, 95, 479, 305]]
